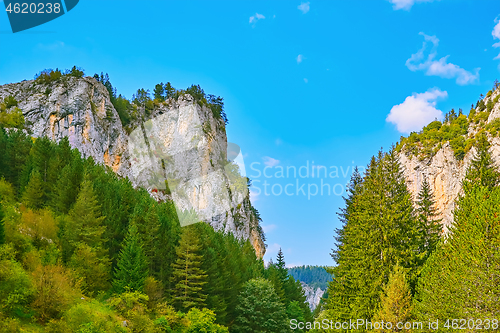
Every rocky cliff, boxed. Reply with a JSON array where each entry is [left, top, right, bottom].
[[398, 87, 500, 232], [0, 75, 266, 258], [301, 282, 325, 311]]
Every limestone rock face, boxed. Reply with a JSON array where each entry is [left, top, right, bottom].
[[301, 282, 325, 311], [398, 89, 500, 232], [0, 77, 265, 258]]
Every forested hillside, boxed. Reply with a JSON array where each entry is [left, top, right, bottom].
[[314, 85, 500, 332], [0, 99, 310, 332], [288, 266, 332, 290]]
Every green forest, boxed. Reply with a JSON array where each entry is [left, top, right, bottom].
[[313, 88, 500, 332], [0, 125, 311, 331], [288, 266, 332, 290]]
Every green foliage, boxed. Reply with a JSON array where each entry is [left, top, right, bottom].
[[233, 278, 290, 333], [0, 106, 24, 129], [372, 264, 413, 332], [462, 133, 500, 191], [328, 150, 426, 324], [65, 66, 85, 78], [4, 95, 18, 109], [415, 184, 500, 324], [113, 223, 149, 293], [0, 252, 35, 314], [415, 178, 442, 267], [0, 126, 261, 330], [34, 69, 63, 84], [170, 225, 207, 311], [185, 308, 229, 333]]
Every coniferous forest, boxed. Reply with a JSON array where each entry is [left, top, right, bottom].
[[0, 126, 312, 332], [312, 90, 500, 332]]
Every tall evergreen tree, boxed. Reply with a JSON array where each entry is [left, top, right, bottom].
[[328, 149, 423, 324], [21, 171, 44, 210], [61, 176, 106, 262], [415, 178, 442, 266], [170, 224, 207, 312], [113, 222, 149, 293], [416, 142, 500, 323], [463, 134, 500, 191], [372, 264, 413, 332], [153, 83, 165, 101]]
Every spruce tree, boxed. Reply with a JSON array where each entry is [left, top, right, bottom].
[[21, 171, 44, 210], [415, 178, 442, 265], [62, 176, 106, 261], [416, 143, 500, 322], [328, 149, 423, 323], [463, 134, 500, 191], [372, 264, 413, 332], [113, 222, 149, 293], [170, 224, 207, 311]]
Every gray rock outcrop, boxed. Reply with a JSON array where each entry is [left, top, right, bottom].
[[301, 282, 324, 311], [398, 88, 500, 233], [0, 76, 265, 258]]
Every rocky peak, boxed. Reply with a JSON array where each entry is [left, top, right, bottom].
[[398, 87, 500, 232], [0, 75, 265, 258]]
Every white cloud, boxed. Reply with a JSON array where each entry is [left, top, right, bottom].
[[296, 54, 304, 64], [286, 263, 303, 268], [263, 156, 280, 167], [249, 13, 265, 26], [406, 32, 480, 85], [389, 0, 434, 11], [493, 18, 500, 60], [298, 2, 310, 14], [250, 189, 260, 202], [386, 88, 447, 133], [262, 224, 277, 233]]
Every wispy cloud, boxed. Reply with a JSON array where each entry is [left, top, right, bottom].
[[493, 18, 500, 61], [298, 2, 310, 14], [303, 78, 308, 83], [249, 13, 265, 26], [296, 54, 304, 64], [263, 156, 280, 167], [275, 138, 283, 146], [37, 41, 65, 51], [388, 0, 435, 11], [387, 88, 447, 133], [406, 32, 480, 85]]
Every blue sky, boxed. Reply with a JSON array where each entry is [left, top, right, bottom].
[[1, 0, 500, 266]]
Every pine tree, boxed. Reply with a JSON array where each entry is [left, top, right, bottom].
[[463, 134, 500, 191], [153, 83, 165, 101], [113, 222, 149, 293], [62, 176, 106, 261], [415, 143, 500, 322], [415, 178, 442, 266], [233, 278, 289, 333], [21, 171, 44, 210], [372, 264, 413, 332], [328, 149, 423, 323], [164, 82, 176, 99], [170, 224, 207, 311]]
